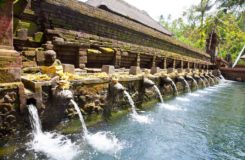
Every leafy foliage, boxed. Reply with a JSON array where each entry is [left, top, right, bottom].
[[160, 0, 245, 64]]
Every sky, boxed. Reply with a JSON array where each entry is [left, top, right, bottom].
[[78, 0, 200, 21]]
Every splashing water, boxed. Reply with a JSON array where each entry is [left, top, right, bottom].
[[200, 78, 206, 88], [220, 75, 225, 80], [192, 78, 199, 89], [55, 89, 73, 98], [183, 79, 191, 93], [209, 76, 215, 85], [160, 103, 186, 111], [123, 91, 137, 115], [204, 77, 210, 87], [27, 104, 78, 160], [214, 77, 220, 83], [71, 100, 124, 155], [124, 91, 152, 124], [71, 99, 88, 135], [170, 80, 179, 95], [153, 85, 163, 103], [176, 97, 190, 102], [85, 131, 125, 155], [188, 93, 200, 97], [197, 90, 208, 94]]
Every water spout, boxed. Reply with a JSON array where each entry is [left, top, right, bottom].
[[113, 82, 126, 92], [27, 104, 78, 160], [123, 91, 137, 115], [123, 90, 151, 123], [162, 77, 178, 95], [153, 85, 163, 103], [177, 76, 191, 93], [28, 104, 42, 135], [186, 75, 198, 89], [203, 77, 210, 87], [144, 78, 163, 103], [208, 76, 215, 85], [200, 78, 206, 88], [143, 78, 155, 88], [213, 76, 219, 83], [220, 75, 225, 80], [71, 99, 88, 135], [192, 78, 198, 89], [183, 79, 191, 93], [71, 100, 124, 155]]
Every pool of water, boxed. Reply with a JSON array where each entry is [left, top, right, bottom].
[[2, 80, 245, 160]]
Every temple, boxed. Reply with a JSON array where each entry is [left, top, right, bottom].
[[0, 0, 226, 138]]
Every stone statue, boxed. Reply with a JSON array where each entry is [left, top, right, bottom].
[[41, 50, 63, 77], [225, 53, 232, 67]]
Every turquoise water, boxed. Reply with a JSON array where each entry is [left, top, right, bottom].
[[2, 80, 245, 160]]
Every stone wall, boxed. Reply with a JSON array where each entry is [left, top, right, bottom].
[[39, 0, 209, 61], [221, 67, 245, 82], [0, 83, 25, 139], [48, 29, 210, 69]]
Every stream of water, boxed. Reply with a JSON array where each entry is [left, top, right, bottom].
[[183, 79, 191, 93], [27, 104, 79, 160], [153, 85, 164, 103], [170, 80, 179, 95], [1, 80, 245, 160], [124, 90, 152, 124], [71, 99, 124, 156]]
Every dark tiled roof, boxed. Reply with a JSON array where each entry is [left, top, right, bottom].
[[86, 0, 172, 36]]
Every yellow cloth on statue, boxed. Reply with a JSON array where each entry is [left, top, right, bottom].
[[41, 60, 63, 76]]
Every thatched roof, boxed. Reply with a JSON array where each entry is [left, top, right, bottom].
[[86, 0, 172, 36]]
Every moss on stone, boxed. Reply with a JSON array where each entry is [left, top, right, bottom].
[[23, 8, 35, 15], [56, 109, 129, 135], [18, 20, 39, 36], [13, 0, 28, 16], [13, 18, 20, 34], [0, 145, 17, 157], [34, 32, 44, 43]]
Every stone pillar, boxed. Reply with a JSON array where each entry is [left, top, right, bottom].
[[172, 59, 176, 69], [113, 50, 121, 68], [78, 47, 87, 69], [136, 53, 140, 67], [0, 1, 13, 48], [151, 55, 160, 74], [0, 1, 25, 137], [130, 53, 141, 75], [180, 60, 184, 69], [0, 0, 21, 83], [152, 54, 156, 68], [163, 57, 167, 69], [193, 63, 196, 69]]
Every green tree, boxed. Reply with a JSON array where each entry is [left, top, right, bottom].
[[159, 0, 245, 64]]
